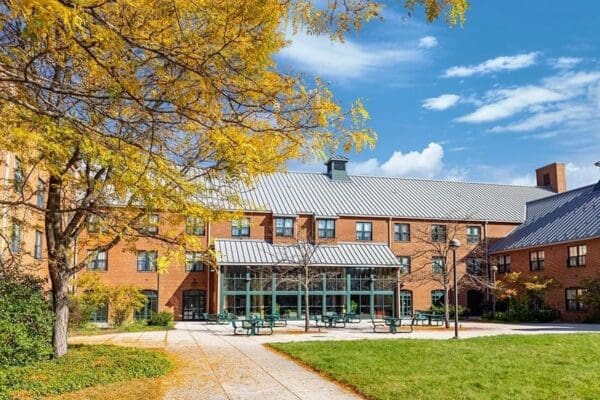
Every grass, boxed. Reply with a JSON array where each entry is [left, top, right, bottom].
[[0, 345, 173, 400], [269, 334, 600, 400], [69, 320, 174, 336]]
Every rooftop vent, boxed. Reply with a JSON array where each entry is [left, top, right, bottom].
[[594, 161, 600, 191], [325, 155, 349, 181]]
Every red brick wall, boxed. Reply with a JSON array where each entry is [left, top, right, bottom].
[[493, 237, 600, 321]]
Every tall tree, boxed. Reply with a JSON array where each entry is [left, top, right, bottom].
[[0, 0, 468, 357]]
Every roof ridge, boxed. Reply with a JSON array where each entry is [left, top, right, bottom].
[[525, 182, 598, 206], [281, 170, 551, 190]]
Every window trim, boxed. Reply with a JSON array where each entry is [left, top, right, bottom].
[[36, 179, 45, 208], [355, 221, 373, 241], [9, 220, 22, 254], [397, 256, 411, 274], [466, 225, 481, 244], [431, 224, 447, 243], [565, 287, 587, 312], [186, 217, 206, 236], [34, 230, 43, 260], [432, 256, 445, 275], [231, 217, 251, 238], [13, 157, 24, 193], [88, 250, 108, 271], [274, 217, 294, 237], [497, 255, 511, 274], [431, 289, 445, 308], [317, 219, 336, 239], [529, 250, 545, 271], [567, 245, 587, 268], [137, 250, 158, 272], [185, 251, 205, 272], [394, 223, 410, 242]]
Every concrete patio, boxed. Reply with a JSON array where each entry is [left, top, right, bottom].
[[70, 320, 600, 399]]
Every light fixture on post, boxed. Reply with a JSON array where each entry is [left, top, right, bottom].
[[448, 238, 461, 339]]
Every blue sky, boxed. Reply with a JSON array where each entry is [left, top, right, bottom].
[[278, 0, 600, 189]]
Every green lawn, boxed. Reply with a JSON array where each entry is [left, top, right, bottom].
[[0, 345, 173, 400], [269, 334, 600, 400]]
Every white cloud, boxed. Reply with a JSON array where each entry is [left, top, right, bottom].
[[490, 103, 591, 132], [551, 57, 583, 70], [348, 143, 444, 179], [566, 162, 600, 189], [422, 94, 460, 110], [456, 86, 565, 123], [418, 36, 438, 49], [279, 32, 422, 79], [509, 174, 536, 186], [443, 52, 540, 78]]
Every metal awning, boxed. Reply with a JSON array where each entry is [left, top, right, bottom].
[[214, 239, 400, 267]]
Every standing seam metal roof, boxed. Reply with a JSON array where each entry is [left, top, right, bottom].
[[214, 239, 401, 267], [490, 183, 600, 252], [237, 172, 551, 223]]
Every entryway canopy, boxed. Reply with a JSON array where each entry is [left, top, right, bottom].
[[214, 239, 401, 268]]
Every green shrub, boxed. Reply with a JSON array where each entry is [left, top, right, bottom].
[[147, 311, 174, 326], [0, 272, 53, 366]]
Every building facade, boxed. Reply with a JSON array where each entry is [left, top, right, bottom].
[[4, 152, 569, 322], [491, 179, 600, 321]]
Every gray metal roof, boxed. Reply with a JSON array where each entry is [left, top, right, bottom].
[[215, 239, 401, 267], [237, 172, 551, 223], [490, 183, 600, 252]]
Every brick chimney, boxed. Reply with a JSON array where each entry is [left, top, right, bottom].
[[536, 163, 566, 193]]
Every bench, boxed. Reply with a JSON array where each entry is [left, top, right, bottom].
[[371, 317, 415, 334], [342, 313, 361, 323], [313, 314, 346, 329], [265, 314, 287, 327], [370, 317, 387, 333]]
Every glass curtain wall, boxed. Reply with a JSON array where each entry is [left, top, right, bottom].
[[221, 265, 398, 319]]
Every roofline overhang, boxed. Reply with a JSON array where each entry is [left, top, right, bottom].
[[216, 262, 401, 268], [490, 234, 600, 254]]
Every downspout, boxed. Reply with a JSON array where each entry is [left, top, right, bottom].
[[207, 220, 215, 313]]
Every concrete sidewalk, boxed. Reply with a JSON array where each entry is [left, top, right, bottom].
[[70, 320, 600, 399]]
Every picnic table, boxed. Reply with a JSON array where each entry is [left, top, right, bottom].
[[371, 317, 415, 334], [265, 314, 287, 327], [232, 317, 273, 336], [313, 313, 346, 328], [203, 312, 232, 325], [414, 311, 444, 326]]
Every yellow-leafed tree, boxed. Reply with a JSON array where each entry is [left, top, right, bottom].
[[0, 0, 468, 357]]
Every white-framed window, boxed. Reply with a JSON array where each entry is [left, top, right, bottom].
[[275, 217, 294, 237], [431, 224, 447, 242], [34, 230, 43, 260], [186, 217, 205, 236], [231, 217, 250, 238], [88, 250, 108, 271], [356, 222, 372, 241], [397, 256, 411, 274], [394, 223, 410, 242], [568, 245, 586, 267], [432, 256, 445, 275], [137, 251, 157, 272], [466, 226, 481, 244], [185, 252, 205, 272], [317, 219, 335, 239]]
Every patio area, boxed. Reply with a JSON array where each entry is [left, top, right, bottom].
[[69, 320, 600, 399]]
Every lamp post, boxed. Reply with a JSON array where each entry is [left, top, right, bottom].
[[449, 239, 461, 339], [490, 265, 498, 319]]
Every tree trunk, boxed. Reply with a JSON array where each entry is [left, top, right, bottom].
[[304, 269, 310, 332], [49, 266, 69, 358], [444, 288, 450, 329]]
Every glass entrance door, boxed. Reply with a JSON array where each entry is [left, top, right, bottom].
[[182, 290, 205, 320]]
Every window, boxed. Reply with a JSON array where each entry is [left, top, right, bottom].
[[90, 303, 108, 323], [185, 252, 205, 272], [356, 222, 372, 241], [231, 218, 250, 238], [467, 258, 483, 275], [186, 217, 205, 236], [317, 219, 335, 239], [397, 256, 411, 274], [88, 250, 108, 271], [394, 223, 410, 242], [87, 214, 104, 234], [432, 256, 445, 275], [275, 217, 294, 237], [135, 290, 158, 320], [13, 157, 24, 193], [568, 245, 587, 267], [431, 224, 447, 242], [137, 251, 157, 272], [497, 255, 511, 273], [36, 179, 45, 208], [565, 288, 587, 312], [400, 290, 413, 317], [34, 230, 43, 260], [9, 220, 22, 254], [466, 226, 481, 244], [139, 214, 159, 235], [431, 290, 445, 308], [530, 250, 545, 271]]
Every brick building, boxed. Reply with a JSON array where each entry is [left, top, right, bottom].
[[491, 170, 600, 321], [4, 152, 571, 322]]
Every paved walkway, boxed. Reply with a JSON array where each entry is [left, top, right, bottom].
[[70, 320, 600, 399]]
